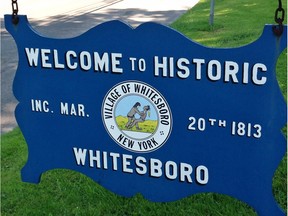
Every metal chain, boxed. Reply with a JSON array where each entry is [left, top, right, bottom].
[[273, 0, 285, 36], [11, 0, 19, 24]]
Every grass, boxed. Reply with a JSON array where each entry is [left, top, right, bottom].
[[172, 0, 286, 48], [116, 116, 158, 133], [1, 0, 287, 215]]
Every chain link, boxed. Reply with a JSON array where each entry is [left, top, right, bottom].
[[11, 0, 19, 24], [275, 0, 285, 23], [273, 0, 285, 36]]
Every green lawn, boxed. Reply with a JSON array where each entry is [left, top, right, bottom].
[[1, 0, 287, 215], [116, 116, 158, 133]]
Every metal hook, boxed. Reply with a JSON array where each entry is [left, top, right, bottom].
[[11, 0, 19, 24]]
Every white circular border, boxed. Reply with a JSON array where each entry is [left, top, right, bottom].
[[102, 80, 173, 153]]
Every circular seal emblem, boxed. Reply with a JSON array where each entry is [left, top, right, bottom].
[[102, 80, 172, 153]]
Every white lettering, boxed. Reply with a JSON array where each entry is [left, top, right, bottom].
[[122, 154, 133, 173], [66, 50, 78, 69], [24, 48, 268, 86], [103, 151, 108, 170], [224, 61, 239, 83], [94, 52, 109, 72], [25, 48, 39, 67], [111, 53, 123, 73], [150, 158, 162, 177], [207, 60, 221, 81], [53, 49, 65, 69], [193, 58, 205, 80], [154, 56, 167, 77], [80, 51, 92, 71], [73, 147, 87, 166], [89, 150, 101, 168], [180, 163, 193, 183], [252, 63, 267, 85], [242, 62, 249, 84], [177, 58, 190, 79], [165, 161, 178, 180], [135, 156, 147, 175], [196, 165, 209, 185], [41, 49, 52, 68], [110, 152, 120, 171], [72, 148, 208, 185]]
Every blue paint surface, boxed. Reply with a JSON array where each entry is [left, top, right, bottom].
[[5, 15, 287, 216]]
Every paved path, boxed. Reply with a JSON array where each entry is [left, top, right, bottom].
[[0, 0, 199, 133]]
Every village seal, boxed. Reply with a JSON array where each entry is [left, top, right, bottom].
[[102, 80, 173, 153]]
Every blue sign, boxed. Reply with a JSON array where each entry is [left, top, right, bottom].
[[5, 15, 287, 216]]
